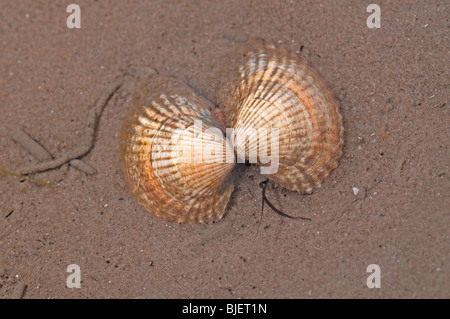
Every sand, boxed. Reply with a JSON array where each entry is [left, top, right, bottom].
[[0, 0, 448, 298]]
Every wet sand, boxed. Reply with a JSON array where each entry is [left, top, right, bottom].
[[0, 0, 448, 298]]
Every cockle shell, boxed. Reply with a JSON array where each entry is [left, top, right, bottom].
[[220, 39, 344, 193], [119, 75, 235, 223], [120, 40, 344, 223]]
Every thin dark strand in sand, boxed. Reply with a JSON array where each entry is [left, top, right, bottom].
[[17, 79, 124, 175], [259, 180, 311, 221]]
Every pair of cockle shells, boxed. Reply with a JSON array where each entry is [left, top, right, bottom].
[[119, 40, 344, 223]]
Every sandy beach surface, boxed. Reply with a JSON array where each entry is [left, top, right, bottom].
[[0, 0, 448, 298]]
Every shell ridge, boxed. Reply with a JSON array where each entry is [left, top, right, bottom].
[[221, 40, 343, 193]]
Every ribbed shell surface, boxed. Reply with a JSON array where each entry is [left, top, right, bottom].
[[120, 75, 234, 223], [222, 40, 344, 193]]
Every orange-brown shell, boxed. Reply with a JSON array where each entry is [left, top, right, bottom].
[[119, 75, 234, 223], [220, 39, 344, 193]]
